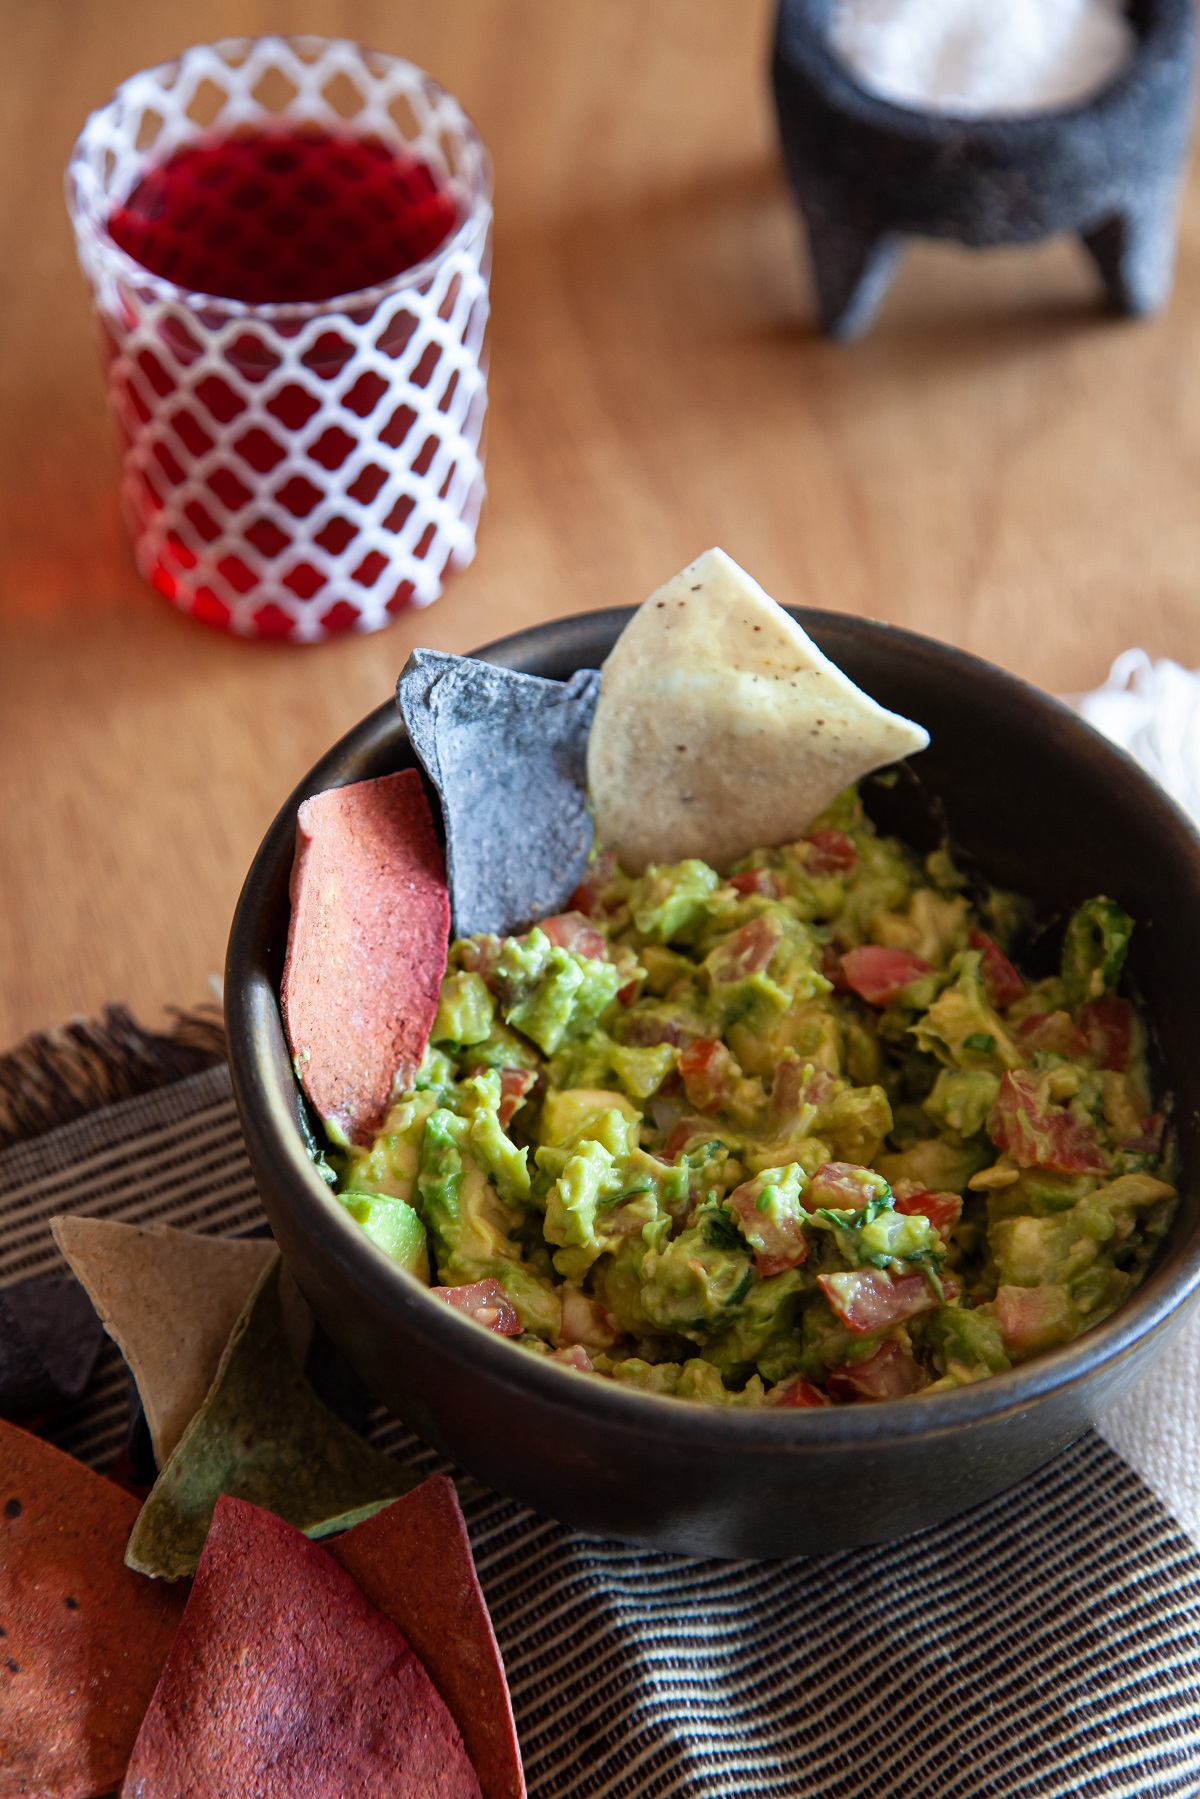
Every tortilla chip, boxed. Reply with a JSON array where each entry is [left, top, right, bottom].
[[50, 1218, 284, 1467], [587, 547, 930, 872], [304, 1497, 398, 1539], [125, 1261, 416, 1580], [0, 1417, 186, 1799], [398, 648, 600, 937], [116, 1314, 364, 1499], [121, 1495, 482, 1798], [0, 1273, 104, 1420], [282, 769, 450, 1146], [330, 1476, 525, 1799]]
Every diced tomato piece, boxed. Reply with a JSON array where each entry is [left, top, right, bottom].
[[540, 910, 607, 960], [707, 914, 785, 984], [819, 1269, 940, 1334], [826, 1340, 924, 1402], [616, 980, 640, 1006], [840, 945, 933, 1006], [497, 1066, 537, 1128], [771, 1057, 804, 1128], [768, 1374, 831, 1408], [728, 1177, 809, 1277], [678, 1038, 737, 1114], [990, 1284, 1075, 1359], [730, 867, 781, 899], [1015, 1010, 1089, 1061], [550, 1345, 594, 1372], [752, 1247, 806, 1279], [569, 850, 620, 919], [968, 930, 1026, 1010], [988, 1070, 1108, 1175], [429, 1279, 522, 1336], [1079, 996, 1133, 1072], [804, 828, 857, 874], [770, 1057, 835, 1128], [894, 1188, 962, 1242], [807, 1161, 885, 1210], [1123, 1113, 1165, 1156], [662, 1115, 718, 1159]]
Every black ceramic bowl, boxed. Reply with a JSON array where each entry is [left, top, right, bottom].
[[226, 611, 1200, 1557], [772, 0, 1196, 337]]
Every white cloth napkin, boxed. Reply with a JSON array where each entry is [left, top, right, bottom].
[[1074, 649, 1200, 827], [1070, 651, 1200, 1546]]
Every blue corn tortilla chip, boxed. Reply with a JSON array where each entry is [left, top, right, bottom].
[[0, 1272, 104, 1419], [125, 1259, 417, 1580], [398, 649, 600, 938]]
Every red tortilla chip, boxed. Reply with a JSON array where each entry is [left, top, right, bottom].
[[121, 1494, 481, 1798], [282, 770, 450, 1145], [329, 1475, 525, 1799], [0, 1418, 186, 1799]]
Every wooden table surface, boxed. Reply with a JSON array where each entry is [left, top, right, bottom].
[[3, 0, 1200, 1048]]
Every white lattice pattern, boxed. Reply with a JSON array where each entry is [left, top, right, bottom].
[[67, 36, 492, 642]]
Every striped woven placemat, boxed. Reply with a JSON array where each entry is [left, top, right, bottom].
[[4, 1015, 1200, 1798]]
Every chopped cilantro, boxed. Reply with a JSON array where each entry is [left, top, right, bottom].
[[700, 1208, 748, 1253]]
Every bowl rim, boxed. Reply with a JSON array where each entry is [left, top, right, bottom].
[[226, 605, 1200, 1453]]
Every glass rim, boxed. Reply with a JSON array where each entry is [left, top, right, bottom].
[[64, 33, 494, 324]]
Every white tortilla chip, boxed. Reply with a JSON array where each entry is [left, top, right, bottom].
[[587, 547, 929, 872], [50, 1219, 311, 1466]]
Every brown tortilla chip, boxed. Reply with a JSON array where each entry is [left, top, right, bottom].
[[282, 769, 451, 1146], [121, 1495, 482, 1798], [330, 1476, 525, 1799], [50, 1218, 283, 1466], [0, 1418, 186, 1799]]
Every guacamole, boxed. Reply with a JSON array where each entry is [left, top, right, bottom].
[[329, 789, 1175, 1407]]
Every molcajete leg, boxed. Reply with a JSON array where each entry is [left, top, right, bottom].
[[1082, 184, 1184, 317], [802, 211, 904, 341]]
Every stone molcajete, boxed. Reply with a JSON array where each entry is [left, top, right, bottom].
[[772, 0, 1197, 338]]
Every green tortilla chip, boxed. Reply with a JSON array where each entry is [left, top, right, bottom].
[[125, 1261, 415, 1580], [305, 1497, 399, 1539]]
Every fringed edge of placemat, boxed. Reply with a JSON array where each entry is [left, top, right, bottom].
[[0, 1005, 228, 1151]]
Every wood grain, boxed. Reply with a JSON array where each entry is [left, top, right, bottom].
[[1, 1, 1199, 1044]]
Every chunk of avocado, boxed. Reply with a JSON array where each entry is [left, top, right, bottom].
[[339, 1190, 430, 1280], [539, 1087, 640, 1156]]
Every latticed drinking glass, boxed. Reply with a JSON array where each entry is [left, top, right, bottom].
[[67, 36, 492, 642]]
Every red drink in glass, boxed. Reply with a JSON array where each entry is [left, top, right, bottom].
[[106, 130, 459, 306], [66, 37, 492, 643]]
